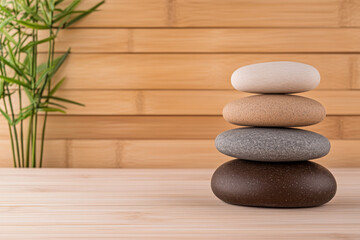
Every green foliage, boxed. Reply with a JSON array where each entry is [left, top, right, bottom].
[[0, 0, 104, 167]]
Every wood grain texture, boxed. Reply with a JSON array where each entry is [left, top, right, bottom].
[[342, 116, 360, 139], [0, 116, 356, 140], [53, 0, 360, 28], [37, 29, 360, 53], [140, 90, 360, 115], [58, 0, 360, 28], [65, 0, 168, 27], [351, 56, 360, 89], [68, 140, 120, 168], [53, 54, 353, 90], [133, 28, 360, 53], [175, 0, 342, 27], [0, 169, 358, 239], [39, 29, 129, 53], [5, 90, 359, 115]]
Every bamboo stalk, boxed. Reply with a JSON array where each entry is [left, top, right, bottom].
[[26, 114, 33, 168], [40, 21, 55, 168]]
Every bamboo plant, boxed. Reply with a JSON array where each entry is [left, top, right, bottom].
[[0, 0, 104, 167]]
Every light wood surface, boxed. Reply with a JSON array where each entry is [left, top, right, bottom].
[[2, 1, 360, 168], [0, 168, 359, 239]]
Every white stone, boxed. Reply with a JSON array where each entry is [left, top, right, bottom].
[[231, 61, 320, 93]]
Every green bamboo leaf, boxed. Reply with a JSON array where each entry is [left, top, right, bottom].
[[6, 42, 20, 69], [0, 5, 12, 17], [39, 2, 51, 25], [16, 20, 50, 29], [0, 80, 4, 98], [42, 95, 84, 106], [37, 49, 68, 75], [49, 0, 56, 11], [0, 108, 13, 124], [48, 48, 70, 77], [37, 61, 48, 74], [0, 28, 17, 45], [21, 35, 55, 51], [23, 52, 33, 75], [0, 56, 30, 81], [6, 42, 27, 75], [23, 88, 36, 104], [48, 101, 67, 109], [0, 76, 32, 89], [35, 66, 52, 88], [16, 1, 44, 23], [50, 77, 65, 96], [55, 0, 65, 6], [56, 14, 72, 33], [38, 107, 66, 114], [53, 0, 81, 23], [43, 0, 51, 11], [0, 16, 15, 29], [38, 49, 70, 95], [64, 0, 105, 28], [14, 108, 34, 124]]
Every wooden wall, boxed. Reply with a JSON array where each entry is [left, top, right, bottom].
[[1, 0, 360, 168]]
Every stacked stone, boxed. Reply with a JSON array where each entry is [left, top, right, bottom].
[[211, 61, 337, 208]]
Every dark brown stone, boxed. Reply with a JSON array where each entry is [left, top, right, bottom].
[[211, 160, 337, 208]]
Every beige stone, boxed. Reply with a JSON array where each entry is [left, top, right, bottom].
[[223, 94, 326, 127]]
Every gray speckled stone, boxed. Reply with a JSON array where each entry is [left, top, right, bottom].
[[215, 127, 330, 162]]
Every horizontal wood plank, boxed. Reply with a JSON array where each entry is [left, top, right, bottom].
[[141, 90, 360, 115], [175, 0, 342, 27], [51, 0, 360, 28], [5, 90, 360, 115], [39, 29, 129, 53], [58, 0, 360, 28], [65, 0, 168, 27], [52, 53, 353, 90], [342, 116, 360, 139], [68, 140, 120, 168], [38, 29, 360, 53], [351, 56, 360, 89], [0, 116, 352, 140], [0, 139, 358, 168], [133, 28, 360, 53]]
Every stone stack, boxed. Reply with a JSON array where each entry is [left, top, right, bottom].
[[211, 61, 337, 208]]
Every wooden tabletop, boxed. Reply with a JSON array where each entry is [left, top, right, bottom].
[[0, 168, 359, 239]]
